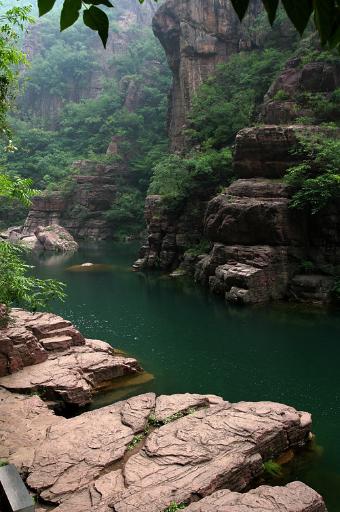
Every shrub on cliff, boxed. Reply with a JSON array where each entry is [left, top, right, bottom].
[[104, 188, 145, 238], [187, 49, 289, 148], [148, 149, 233, 207], [285, 130, 340, 213]]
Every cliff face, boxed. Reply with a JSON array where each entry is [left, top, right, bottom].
[[23, 157, 123, 240], [195, 125, 340, 304], [21, 0, 158, 127], [153, 0, 262, 150]]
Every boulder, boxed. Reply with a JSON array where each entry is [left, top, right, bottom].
[[35, 225, 78, 252]]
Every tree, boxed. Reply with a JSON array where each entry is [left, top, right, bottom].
[[35, 0, 340, 50], [0, 1, 33, 143]]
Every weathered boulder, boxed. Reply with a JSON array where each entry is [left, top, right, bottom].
[[185, 482, 327, 512], [0, 390, 321, 512], [35, 225, 78, 252], [0, 309, 142, 405]]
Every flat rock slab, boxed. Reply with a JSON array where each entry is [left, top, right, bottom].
[[0, 309, 142, 406], [0, 390, 326, 512], [185, 482, 327, 511], [0, 340, 141, 406]]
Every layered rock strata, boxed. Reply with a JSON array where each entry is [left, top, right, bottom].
[[153, 0, 262, 150], [0, 309, 141, 406], [23, 160, 121, 240], [194, 125, 340, 304], [0, 388, 325, 512]]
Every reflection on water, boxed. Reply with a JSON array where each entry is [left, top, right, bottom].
[[30, 242, 340, 512]]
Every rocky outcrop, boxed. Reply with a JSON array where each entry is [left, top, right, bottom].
[[0, 309, 141, 406], [153, 0, 262, 150], [23, 160, 122, 240], [0, 388, 325, 511], [185, 482, 327, 512], [261, 55, 340, 125], [134, 194, 208, 270], [195, 125, 340, 304]]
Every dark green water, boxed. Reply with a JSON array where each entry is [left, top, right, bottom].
[[31, 242, 340, 511]]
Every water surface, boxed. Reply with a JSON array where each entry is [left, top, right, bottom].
[[31, 242, 340, 511]]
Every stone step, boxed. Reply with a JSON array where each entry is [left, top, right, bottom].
[[40, 335, 73, 351], [37, 327, 85, 346]]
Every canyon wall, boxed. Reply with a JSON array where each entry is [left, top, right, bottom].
[[153, 0, 262, 150], [136, 0, 340, 305]]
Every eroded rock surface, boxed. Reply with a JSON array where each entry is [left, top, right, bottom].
[[0, 309, 141, 405], [0, 389, 326, 511], [185, 482, 327, 512]]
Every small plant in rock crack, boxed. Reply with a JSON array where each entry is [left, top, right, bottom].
[[127, 433, 145, 451], [263, 459, 283, 477], [164, 502, 186, 511], [0, 459, 8, 467]]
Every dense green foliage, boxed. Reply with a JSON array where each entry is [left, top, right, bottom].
[[0, 173, 36, 205], [104, 188, 145, 238], [0, 0, 32, 142], [187, 49, 290, 148], [149, 149, 233, 206], [3, 17, 170, 190], [285, 130, 340, 213], [0, 241, 65, 308]]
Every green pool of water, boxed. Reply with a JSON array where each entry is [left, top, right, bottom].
[[30, 242, 340, 511]]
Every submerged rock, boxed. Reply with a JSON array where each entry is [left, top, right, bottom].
[[67, 263, 113, 272], [0, 309, 142, 406]]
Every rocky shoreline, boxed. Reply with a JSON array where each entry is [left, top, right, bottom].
[[0, 308, 328, 511], [0, 309, 141, 407]]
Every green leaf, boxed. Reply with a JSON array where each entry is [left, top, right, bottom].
[[83, 0, 113, 7], [60, 0, 82, 31], [38, 0, 56, 16], [83, 5, 109, 48], [262, 0, 279, 25], [230, 0, 249, 21], [281, 0, 313, 35], [314, 0, 337, 46]]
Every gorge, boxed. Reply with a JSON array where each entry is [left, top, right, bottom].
[[1, 0, 340, 511]]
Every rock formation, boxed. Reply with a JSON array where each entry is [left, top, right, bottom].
[[0, 308, 141, 406], [1, 223, 79, 252], [153, 0, 262, 150], [0, 387, 327, 512], [185, 482, 327, 512], [137, 0, 340, 305]]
